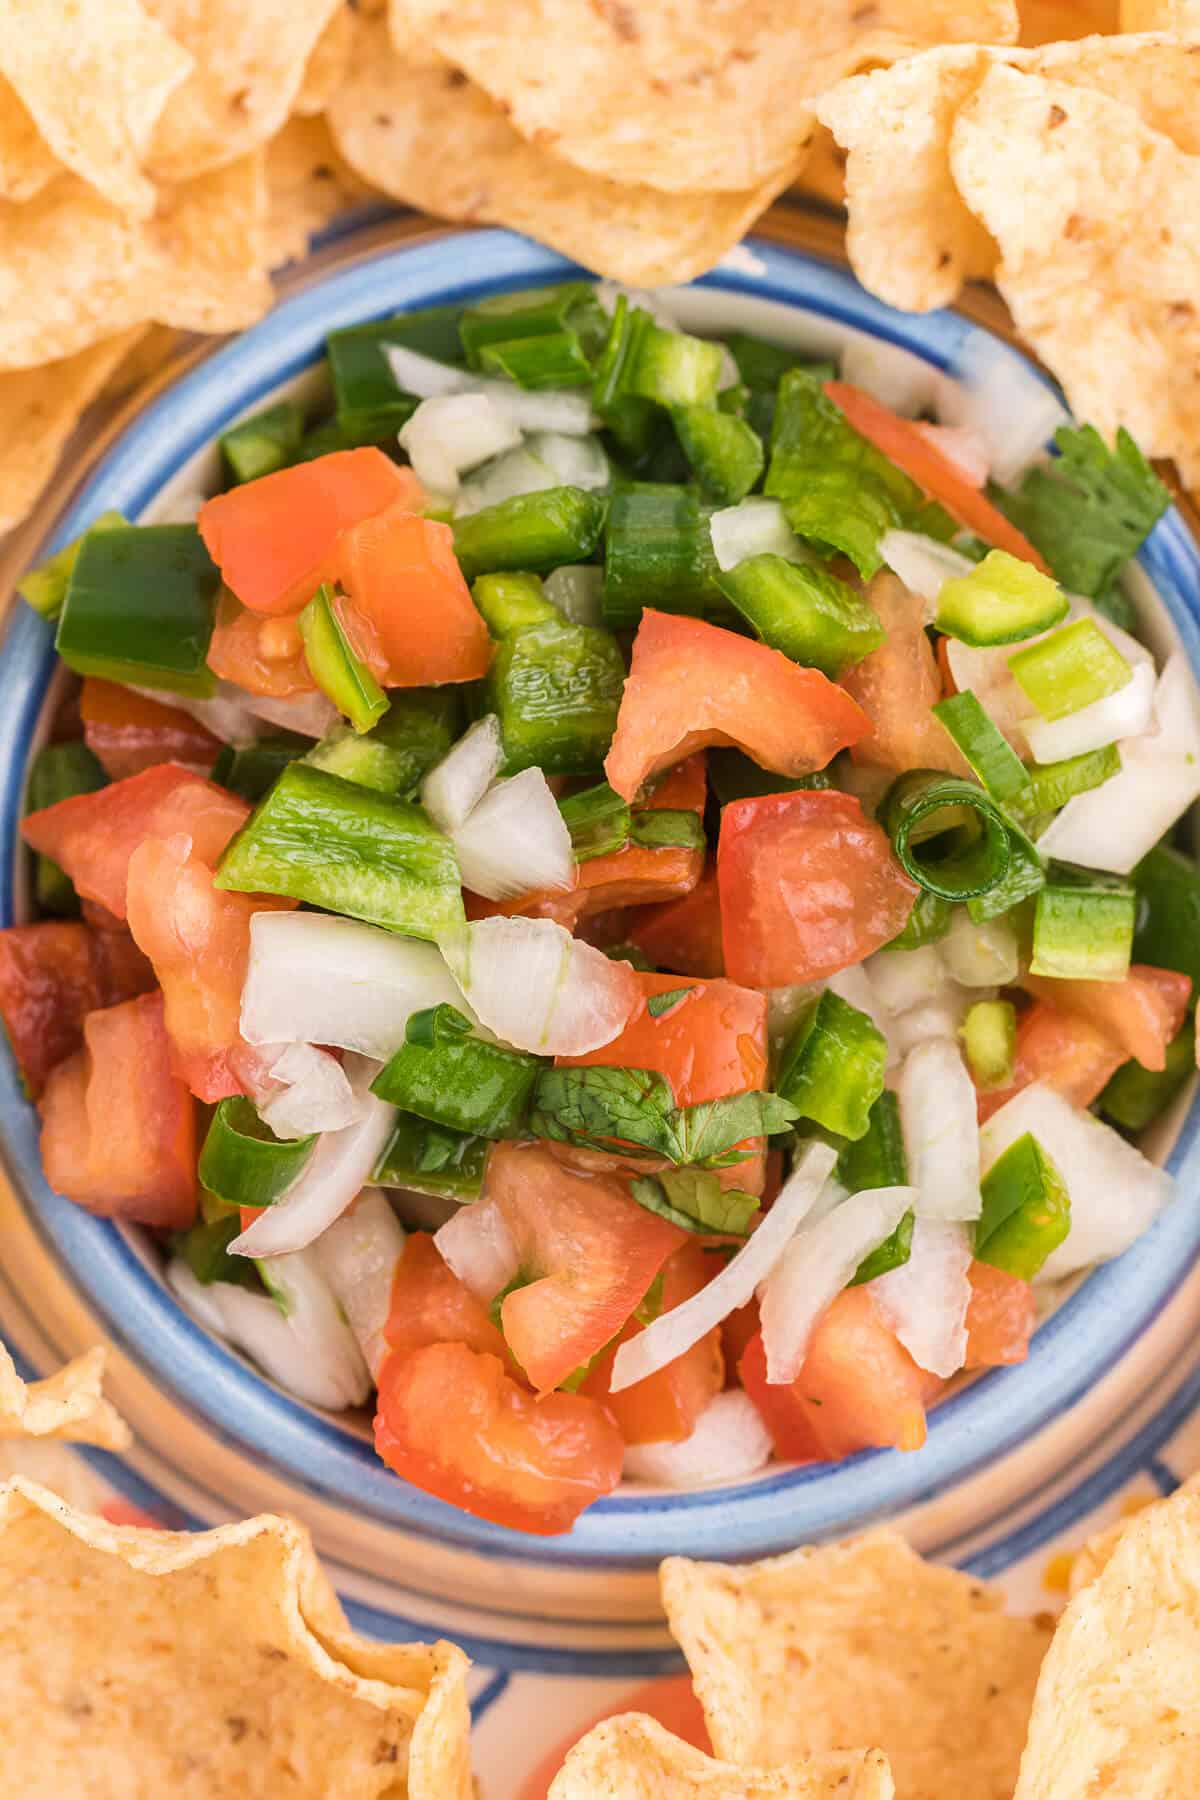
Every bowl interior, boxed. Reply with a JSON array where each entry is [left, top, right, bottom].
[[4, 226, 1200, 1572]]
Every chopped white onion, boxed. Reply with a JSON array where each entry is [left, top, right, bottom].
[[451, 767, 575, 900], [229, 1056, 396, 1258], [544, 563, 605, 626], [935, 340, 1070, 489], [435, 1196, 519, 1301], [441, 916, 639, 1055], [1021, 658, 1156, 763], [385, 344, 594, 434], [399, 393, 522, 495], [866, 945, 945, 1018], [385, 344, 471, 398], [759, 1183, 917, 1383], [609, 1141, 839, 1394], [945, 639, 1031, 745], [455, 446, 554, 517], [709, 498, 808, 572], [1037, 652, 1200, 874], [131, 682, 261, 749], [313, 1188, 406, 1379], [979, 1082, 1175, 1282], [421, 715, 504, 832], [912, 422, 990, 489], [241, 912, 467, 1062], [167, 1251, 370, 1410], [878, 531, 976, 612], [623, 1391, 773, 1488], [839, 337, 941, 417], [889, 989, 974, 1058], [253, 1043, 361, 1140], [898, 1038, 981, 1221], [825, 963, 888, 1034], [526, 431, 609, 490], [868, 1217, 972, 1378], [940, 912, 1019, 988]]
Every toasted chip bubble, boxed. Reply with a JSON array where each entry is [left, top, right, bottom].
[[950, 64, 1200, 483], [549, 1714, 895, 1799], [387, 0, 1018, 197], [0, 328, 147, 534], [295, 3, 355, 115], [265, 115, 377, 269], [1067, 1475, 1200, 1597], [662, 1530, 1052, 1800], [0, 1477, 473, 1799], [0, 1342, 131, 1451], [146, 0, 344, 180], [1014, 1488, 1200, 1797]]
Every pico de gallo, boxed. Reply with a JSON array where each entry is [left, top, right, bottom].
[[7, 279, 1198, 1536]]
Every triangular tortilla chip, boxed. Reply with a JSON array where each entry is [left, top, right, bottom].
[[1068, 1474, 1200, 1597], [549, 1713, 895, 1798], [0, 1342, 131, 1451], [265, 115, 377, 269], [295, 4, 355, 115]]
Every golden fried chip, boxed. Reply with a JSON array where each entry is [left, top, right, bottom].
[[146, 0, 344, 180], [662, 1531, 1052, 1800], [0, 1477, 472, 1799], [1019, 0, 1119, 40], [0, 0, 191, 217], [388, 0, 1018, 198], [0, 1341, 131, 1451], [295, 4, 355, 115], [329, 16, 792, 287], [1014, 1487, 1200, 1797], [950, 64, 1200, 482], [0, 156, 270, 369], [0, 328, 147, 533], [549, 1714, 895, 1799], [0, 79, 63, 203], [1121, 0, 1200, 20], [265, 115, 376, 269], [1068, 1475, 1200, 1597]]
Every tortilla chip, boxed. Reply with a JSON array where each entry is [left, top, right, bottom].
[[795, 124, 847, 211], [387, 0, 1018, 198], [146, 0, 344, 180], [549, 1714, 895, 1799], [0, 1477, 472, 1799], [295, 4, 355, 115], [0, 0, 191, 219], [1014, 1487, 1200, 1797], [950, 63, 1200, 482], [329, 16, 793, 286], [0, 78, 64, 203], [662, 1530, 1052, 1800], [1121, 0, 1200, 19], [0, 1342, 131, 1451], [265, 115, 377, 268], [1019, 0, 1120, 39], [0, 156, 270, 369], [0, 328, 148, 533], [1068, 1474, 1200, 1597]]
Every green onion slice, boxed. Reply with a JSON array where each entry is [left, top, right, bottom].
[[932, 690, 1032, 805], [198, 1097, 317, 1210], [880, 770, 1014, 901]]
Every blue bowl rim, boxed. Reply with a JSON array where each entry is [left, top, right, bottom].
[[3, 223, 1199, 1571]]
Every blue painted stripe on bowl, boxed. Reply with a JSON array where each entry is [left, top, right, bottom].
[[3, 228, 1198, 1577]]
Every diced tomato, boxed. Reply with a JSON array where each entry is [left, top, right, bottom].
[[740, 1289, 934, 1461], [337, 502, 493, 687], [198, 449, 421, 616], [471, 1142, 684, 1394], [560, 968, 766, 1106], [604, 610, 868, 803], [629, 861, 725, 979], [125, 833, 294, 1101], [843, 573, 971, 775], [0, 920, 154, 1096], [384, 1231, 510, 1365], [581, 1242, 724, 1444], [977, 999, 1127, 1124], [721, 1297, 761, 1386], [718, 790, 918, 987], [374, 1341, 624, 1535], [1023, 965, 1192, 1074], [824, 382, 1052, 572], [963, 1261, 1036, 1369], [80, 679, 222, 781], [206, 590, 316, 698], [38, 990, 196, 1229], [23, 765, 249, 920]]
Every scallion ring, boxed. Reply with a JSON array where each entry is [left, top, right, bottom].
[[198, 1096, 318, 1210], [881, 770, 1012, 901]]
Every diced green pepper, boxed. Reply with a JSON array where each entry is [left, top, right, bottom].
[[976, 1131, 1070, 1280], [671, 405, 764, 505], [1099, 1020, 1195, 1132], [170, 1214, 262, 1290], [485, 614, 625, 776], [838, 1090, 908, 1193], [219, 400, 305, 485], [304, 689, 461, 796], [850, 1212, 915, 1286], [961, 998, 1017, 1091], [210, 733, 308, 803], [327, 306, 464, 442], [1132, 844, 1200, 988], [55, 523, 220, 697], [717, 553, 884, 676], [629, 809, 706, 851], [1031, 866, 1134, 980], [17, 510, 125, 620], [602, 483, 724, 628], [198, 1096, 317, 1210], [472, 570, 560, 636], [459, 282, 607, 384], [452, 486, 606, 581], [371, 1003, 546, 1137], [1008, 617, 1132, 720], [298, 584, 389, 734], [373, 1112, 489, 1200], [776, 989, 887, 1141], [593, 298, 722, 411], [214, 762, 465, 940], [934, 550, 1068, 648], [26, 739, 108, 915], [559, 781, 632, 862], [932, 691, 1033, 805]]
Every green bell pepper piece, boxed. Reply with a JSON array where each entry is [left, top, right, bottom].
[[298, 584, 389, 734], [304, 688, 461, 796], [25, 739, 108, 916], [601, 483, 724, 628], [776, 989, 888, 1142], [373, 1112, 489, 1200], [210, 733, 309, 803], [1132, 844, 1200, 988], [219, 400, 305, 485], [17, 510, 125, 621], [1099, 1021, 1195, 1132], [452, 486, 606, 581], [327, 305, 464, 442], [472, 570, 561, 636], [485, 613, 625, 776], [671, 405, 764, 504], [170, 1214, 262, 1290], [459, 282, 607, 383], [55, 523, 220, 697], [371, 1003, 546, 1137], [976, 1131, 1070, 1280], [718, 553, 884, 676]]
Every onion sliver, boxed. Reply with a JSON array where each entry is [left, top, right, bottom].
[[384, 345, 594, 433], [399, 394, 522, 495], [979, 1082, 1174, 1282], [840, 337, 941, 417], [313, 1189, 406, 1379], [879, 531, 976, 612], [241, 911, 467, 1062], [899, 1037, 981, 1221], [759, 1184, 917, 1383], [1021, 658, 1156, 763], [421, 715, 504, 832], [869, 1217, 972, 1378], [451, 768, 575, 900], [526, 431, 609, 490], [441, 915, 639, 1055], [622, 1391, 773, 1488], [710, 498, 808, 572], [254, 1043, 360, 1139], [609, 1141, 839, 1394], [229, 1056, 396, 1258], [435, 1196, 519, 1301], [456, 446, 554, 518]]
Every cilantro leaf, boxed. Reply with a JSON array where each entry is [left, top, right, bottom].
[[994, 425, 1169, 601], [631, 1170, 761, 1237], [646, 986, 692, 1019], [529, 1066, 799, 1167]]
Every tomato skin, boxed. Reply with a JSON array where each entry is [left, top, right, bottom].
[[206, 590, 316, 698], [476, 1142, 684, 1394], [718, 789, 918, 987], [374, 1341, 624, 1535], [977, 999, 1127, 1124], [337, 502, 493, 686], [384, 1231, 510, 1365], [0, 920, 154, 1096], [604, 609, 868, 803], [824, 382, 1052, 572], [581, 1242, 724, 1445], [1023, 964, 1192, 1074], [964, 1261, 1035, 1369], [80, 679, 222, 780], [559, 969, 767, 1107], [23, 764, 250, 920], [39, 990, 197, 1230], [629, 861, 725, 979], [197, 449, 420, 616], [843, 574, 970, 776]]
